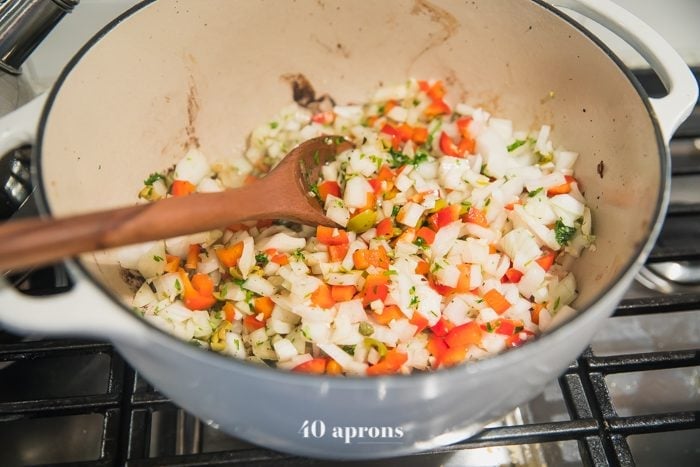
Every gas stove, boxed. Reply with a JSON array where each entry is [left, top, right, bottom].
[[0, 1, 698, 466]]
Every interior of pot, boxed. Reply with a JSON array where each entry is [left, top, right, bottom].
[[38, 0, 662, 322]]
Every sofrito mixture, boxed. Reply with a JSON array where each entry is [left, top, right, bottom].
[[121, 79, 594, 376]]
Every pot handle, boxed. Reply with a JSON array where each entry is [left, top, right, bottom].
[[551, 0, 698, 143], [0, 261, 149, 344], [0, 92, 47, 155]]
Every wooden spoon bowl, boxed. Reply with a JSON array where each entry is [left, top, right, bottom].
[[0, 135, 354, 271]]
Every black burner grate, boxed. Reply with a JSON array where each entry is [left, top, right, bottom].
[[0, 69, 698, 467]]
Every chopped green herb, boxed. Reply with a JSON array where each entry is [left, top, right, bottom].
[[245, 289, 256, 302], [485, 321, 496, 333], [269, 121, 279, 129], [507, 139, 527, 152], [255, 252, 269, 267], [143, 172, 165, 186], [528, 187, 543, 198], [410, 296, 420, 308], [412, 151, 429, 165], [537, 151, 553, 164], [313, 149, 320, 165], [431, 262, 442, 273], [233, 278, 246, 287], [383, 270, 398, 276], [484, 197, 491, 207], [514, 325, 524, 334], [554, 219, 577, 246], [553, 296, 561, 311], [341, 344, 356, 356], [391, 205, 401, 217], [309, 183, 320, 199], [292, 248, 306, 261], [388, 148, 409, 168], [174, 279, 182, 292], [414, 237, 427, 249], [152, 255, 163, 262]]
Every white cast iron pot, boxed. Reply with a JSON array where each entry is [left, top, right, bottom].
[[0, 0, 696, 460]]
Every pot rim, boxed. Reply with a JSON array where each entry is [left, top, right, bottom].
[[31, 0, 668, 386]]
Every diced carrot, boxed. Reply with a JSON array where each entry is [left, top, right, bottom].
[[416, 227, 436, 246], [331, 285, 356, 302], [531, 302, 543, 325], [328, 243, 349, 262], [535, 250, 556, 271], [243, 314, 266, 331], [412, 126, 428, 144], [253, 296, 275, 319], [445, 321, 482, 348], [310, 283, 335, 309], [428, 275, 454, 296], [366, 349, 408, 376], [293, 357, 328, 374], [463, 206, 489, 227], [223, 301, 236, 322], [483, 289, 511, 314], [409, 312, 429, 334], [430, 317, 455, 337], [424, 99, 451, 117], [179, 271, 217, 311], [317, 180, 341, 202], [454, 264, 472, 293], [435, 204, 461, 229], [504, 268, 523, 283], [316, 225, 349, 245], [215, 242, 244, 268], [326, 359, 343, 375], [368, 178, 382, 195], [367, 245, 391, 269], [171, 179, 196, 197], [415, 260, 430, 275], [363, 274, 389, 305], [185, 244, 200, 270], [396, 123, 414, 141], [439, 346, 467, 367], [164, 254, 180, 273], [375, 218, 394, 238], [372, 304, 403, 325]]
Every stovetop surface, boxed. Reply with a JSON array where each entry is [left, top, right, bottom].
[[1, 2, 699, 466]]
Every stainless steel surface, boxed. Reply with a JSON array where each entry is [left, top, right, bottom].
[[0, 0, 79, 74]]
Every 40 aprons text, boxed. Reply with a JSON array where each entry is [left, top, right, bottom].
[[299, 419, 405, 444]]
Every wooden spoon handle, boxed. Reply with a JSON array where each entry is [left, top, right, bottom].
[[0, 186, 269, 271]]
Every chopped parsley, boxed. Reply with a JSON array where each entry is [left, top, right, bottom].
[[485, 321, 496, 333], [553, 297, 561, 311], [383, 269, 397, 276], [292, 248, 306, 261], [152, 255, 163, 262], [414, 237, 427, 249], [312, 149, 320, 165], [388, 148, 409, 168], [554, 219, 577, 246], [143, 172, 165, 186], [255, 252, 269, 267], [528, 187, 543, 198], [391, 205, 401, 217], [233, 278, 246, 287], [269, 121, 279, 129], [174, 279, 182, 292], [341, 344, 356, 355]]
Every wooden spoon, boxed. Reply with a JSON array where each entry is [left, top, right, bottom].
[[0, 135, 354, 271]]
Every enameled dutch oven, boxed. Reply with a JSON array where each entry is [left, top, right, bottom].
[[0, 0, 696, 459]]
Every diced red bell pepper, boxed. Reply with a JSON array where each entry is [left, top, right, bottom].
[[328, 243, 349, 262], [503, 268, 523, 283], [311, 283, 335, 309], [412, 126, 428, 144], [293, 357, 328, 374], [445, 321, 482, 348], [366, 349, 408, 376], [426, 80, 446, 101], [316, 225, 349, 245], [317, 180, 341, 202], [171, 179, 196, 197], [427, 335, 448, 358], [416, 227, 436, 245], [456, 116, 473, 139], [424, 99, 451, 117], [463, 206, 489, 227], [430, 317, 455, 337], [439, 131, 461, 157], [363, 274, 389, 305], [436, 204, 461, 229], [439, 346, 467, 367], [409, 312, 429, 334], [375, 218, 394, 238], [243, 314, 266, 331], [415, 260, 430, 275], [428, 276, 454, 296], [179, 271, 217, 311]]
